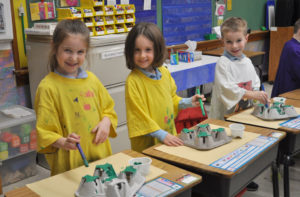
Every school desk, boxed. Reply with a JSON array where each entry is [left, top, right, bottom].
[[4, 150, 202, 197], [0, 176, 2, 195], [279, 89, 300, 100], [225, 99, 300, 197], [143, 118, 285, 197], [166, 55, 219, 91]]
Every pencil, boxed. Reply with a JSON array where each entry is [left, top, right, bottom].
[[76, 143, 89, 167], [196, 87, 205, 116], [261, 84, 269, 108]]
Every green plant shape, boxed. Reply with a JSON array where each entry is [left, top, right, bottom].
[[197, 123, 209, 128], [95, 163, 117, 182], [212, 128, 225, 138], [182, 128, 194, 133], [83, 175, 99, 183]]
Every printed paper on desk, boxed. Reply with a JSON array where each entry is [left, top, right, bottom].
[[27, 153, 166, 197], [227, 107, 300, 129], [155, 124, 259, 165]]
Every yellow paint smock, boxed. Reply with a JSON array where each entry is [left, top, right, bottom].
[[125, 66, 181, 152], [35, 71, 117, 175]]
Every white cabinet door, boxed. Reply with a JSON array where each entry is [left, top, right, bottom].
[[87, 44, 130, 86], [107, 84, 126, 126], [27, 41, 51, 106], [110, 124, 131, 154]]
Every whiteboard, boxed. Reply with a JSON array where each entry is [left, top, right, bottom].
[[0, 0, 13, 40]]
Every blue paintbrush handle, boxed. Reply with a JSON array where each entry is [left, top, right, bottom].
[[76, 143, 89, 167]]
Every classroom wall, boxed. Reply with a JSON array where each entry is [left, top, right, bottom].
[[211, 0, 275, 30], [0, 49, 30, 108]]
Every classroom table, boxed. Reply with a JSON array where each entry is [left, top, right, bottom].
[[279, 89, 300, 100], [4, 150, 202, 197], [225, 99, 300, 197], [143, 118, 285, 197], [166, 55, 219, 91]]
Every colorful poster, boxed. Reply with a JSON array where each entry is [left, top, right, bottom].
[[30, 2, 55, 21], [0, 3, 5, 32]]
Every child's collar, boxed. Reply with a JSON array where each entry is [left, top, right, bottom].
[[223, 50, 245, 61], [54, 67, 88, 79], [137, 67, 162, 80]]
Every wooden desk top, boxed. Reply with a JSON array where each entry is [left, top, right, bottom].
[[5, 150, 201, 197], [225, 99, 300, 134], [279, 89, 300, 100], [202, 47, 265, 58], [143, 119, 285, 178]]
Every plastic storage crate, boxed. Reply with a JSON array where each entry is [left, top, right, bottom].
[[0, 150, 37, 186], [0, 105, 37, 186]]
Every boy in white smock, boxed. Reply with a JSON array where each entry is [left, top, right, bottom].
[[209, 17, 269, 120]]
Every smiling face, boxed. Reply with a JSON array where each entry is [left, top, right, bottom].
[[133, 35, 155, 73], [223, 30, 248, 58], [56, 33, 87, 77]]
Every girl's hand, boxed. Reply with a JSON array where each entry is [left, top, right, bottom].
[[163, 133, 183, 146], [52, 133, 80, 150], [91, 117, 111, 145], [191, 94, 206, 107]]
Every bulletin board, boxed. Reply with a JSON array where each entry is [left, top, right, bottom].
[[162, 0, 212, 45], [0, 0, 13, 40], [130, 0, 157, 24]]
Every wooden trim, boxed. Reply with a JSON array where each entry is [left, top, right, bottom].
[[248, 30, 270, 42], [10, 0, 20, 71], [167, 30, 270, 52], [13, 68, 29, 86]]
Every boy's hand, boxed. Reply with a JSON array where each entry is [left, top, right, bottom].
[[191, 94, 206, 107], [91, 117, 111, 145], [163, 133, 183, 146], [253, 91, 270, 105], [53, 133, 80, 150]]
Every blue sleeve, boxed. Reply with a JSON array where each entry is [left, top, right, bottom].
[[147, 129, 168, 142], [179, 97, 193, 110]]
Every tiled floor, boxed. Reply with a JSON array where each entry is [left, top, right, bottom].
[[2, 82, 300, 197]]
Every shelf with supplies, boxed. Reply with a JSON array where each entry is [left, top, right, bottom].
[[56, 3, 135, 36]]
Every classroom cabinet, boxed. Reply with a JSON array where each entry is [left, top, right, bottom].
[[26, 34, 131, 155], [268, 26, 294, 81]]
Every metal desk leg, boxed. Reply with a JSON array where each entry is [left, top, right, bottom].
[[283, 155, 290, 197], [272, 161, 279, 197], [0, 175, 2, 195]]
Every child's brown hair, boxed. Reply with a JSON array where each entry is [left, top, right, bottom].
[[124, 22, 167, 70], [221, 17, 248, 37], [49, 19, 90, 71], [294, 18, 300, 34]]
